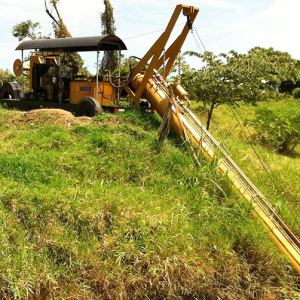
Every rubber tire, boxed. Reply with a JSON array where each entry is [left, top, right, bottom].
[[75, 97, 102, 117], [0, 82, 23, 100]]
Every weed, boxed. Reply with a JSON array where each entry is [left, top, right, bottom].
[[246, 108, 300, 154]]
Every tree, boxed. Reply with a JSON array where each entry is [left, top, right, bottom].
[[12, 1, 87, 74], [182, 51, 237, 130], [169, 55, 195, 84], [184, 47, 300, 131], [100, 0, 118, 72], [278, 60, 300, 94], [12, 20, 42, 41], [45, 0, 71, 39], [44, 0, 85, 71], [114, 55, 139, 77]]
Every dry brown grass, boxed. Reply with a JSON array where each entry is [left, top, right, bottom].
[[11, 109, 92, 127]]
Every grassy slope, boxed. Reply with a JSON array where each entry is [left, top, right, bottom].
[[0, 106, 299, 300], [191, 98, 300, 235]]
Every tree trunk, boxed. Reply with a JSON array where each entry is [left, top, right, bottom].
[[206, 100, 215, 131], [53, 2, 62, 21]]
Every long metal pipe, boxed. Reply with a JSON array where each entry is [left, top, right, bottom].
[[132, 74, 183, 136]]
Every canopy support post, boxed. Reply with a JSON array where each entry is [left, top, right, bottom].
[[21, 50, 24, 98], [96, 50, 99, 100], [117, 50, 121, 104]]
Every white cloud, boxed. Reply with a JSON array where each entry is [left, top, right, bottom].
[[199, 0, 245, 13], [259, 0, 300, 18], [195, 0, 300, 60], [256, 0, 300, 58]]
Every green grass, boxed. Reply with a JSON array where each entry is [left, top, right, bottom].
[[0, 106, 299, 299], [191, 97, 300, 236]]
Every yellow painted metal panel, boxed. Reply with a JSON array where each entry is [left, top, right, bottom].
[[98, 82, 117, 106], [29, 55, 45, 92], [69, 81, 116, 105], [70, 81, 95, 104]]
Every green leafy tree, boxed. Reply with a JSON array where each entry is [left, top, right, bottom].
[[279, 60, 300, 94], [12, 20, 42, 41], [169, 55, 195, 83], [183, 51, 238, 130], [12, 1, 87, 74], [44, 0, 85, 72], [225, 47, 300, 102], [184, 48, 300, 130], [112, 55, 139, 77]]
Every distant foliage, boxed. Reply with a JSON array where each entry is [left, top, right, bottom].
[[12, 20, 42, 41], [0, 69, 30, 90], [169, 56, 196, 90], [0, 69, 20, 85], [279, 60, 300, 94], [246, 108, 300, 155], [114, 55, 140, 77], [11, 0, 88, 74]]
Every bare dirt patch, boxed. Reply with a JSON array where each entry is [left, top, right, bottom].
[[11, 109, 92, 126]]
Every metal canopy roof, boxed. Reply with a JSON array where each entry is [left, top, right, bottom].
[[15, 35, 127, 52]]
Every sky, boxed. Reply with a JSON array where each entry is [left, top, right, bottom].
[[0, 0, 299, 74]]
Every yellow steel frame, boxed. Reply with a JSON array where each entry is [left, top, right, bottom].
[[124, 4, 199, 106]]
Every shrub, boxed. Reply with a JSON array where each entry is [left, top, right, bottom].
[[246, 108, 300, 154], [292, 87, 300, 99]]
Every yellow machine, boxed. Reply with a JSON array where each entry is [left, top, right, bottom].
[[1, 35, 126, 115], [1, 4, 300, 274], [0, 5, 197, 116]]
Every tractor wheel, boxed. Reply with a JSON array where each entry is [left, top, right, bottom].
[[75, 97, 102, 117], [0, 82, 23, 100]]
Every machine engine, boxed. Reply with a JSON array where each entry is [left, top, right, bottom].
[[18, 55, 76, 103]]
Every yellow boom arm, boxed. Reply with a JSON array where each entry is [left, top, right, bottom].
[[124, 4, 199, 106]]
